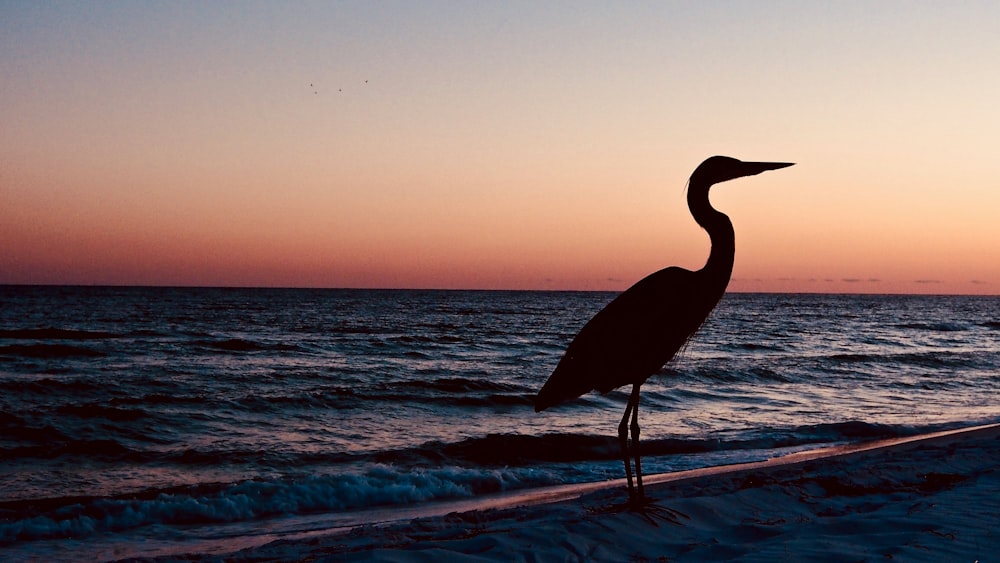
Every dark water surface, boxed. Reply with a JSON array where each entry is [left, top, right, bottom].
[[1, 287, 998, 558]]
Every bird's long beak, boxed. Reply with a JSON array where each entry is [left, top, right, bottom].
[[742, 161, 795, 176]]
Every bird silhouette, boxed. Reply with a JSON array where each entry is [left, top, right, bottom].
[[535, 156, 793, 506]]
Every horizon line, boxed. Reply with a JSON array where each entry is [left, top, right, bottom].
[[0, 283, 996, 298]]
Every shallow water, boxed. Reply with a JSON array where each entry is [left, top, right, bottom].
[[1, 287, 998, 557]]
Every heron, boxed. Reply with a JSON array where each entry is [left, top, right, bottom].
[[534, 156, 793, 506]]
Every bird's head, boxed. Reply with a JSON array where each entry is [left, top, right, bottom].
[[691, 156, 794, 186]]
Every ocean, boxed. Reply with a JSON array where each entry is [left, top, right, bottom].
[[1, 287, 998, 560]]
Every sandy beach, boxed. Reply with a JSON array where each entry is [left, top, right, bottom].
[[141, 423, 999, 562]]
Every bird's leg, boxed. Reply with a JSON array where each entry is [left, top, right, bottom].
[[629, 384, 645, 501], [618, 391, 637, 501]]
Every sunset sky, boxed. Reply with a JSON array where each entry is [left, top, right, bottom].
[[3, 2, 999, 294]]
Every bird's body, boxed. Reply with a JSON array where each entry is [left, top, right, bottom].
[[534, 156, 793, 505], [535, 266, 725, 411]]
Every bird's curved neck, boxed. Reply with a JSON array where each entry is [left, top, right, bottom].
[[687, 182, 735, 282]]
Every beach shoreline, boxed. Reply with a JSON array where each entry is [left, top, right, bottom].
[[126, 423, 1000, 562]]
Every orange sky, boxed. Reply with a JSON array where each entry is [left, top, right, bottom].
[[3, 3, 999, 294]]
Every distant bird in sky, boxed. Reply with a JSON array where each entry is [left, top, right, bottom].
[[535, 156, 794, 507]]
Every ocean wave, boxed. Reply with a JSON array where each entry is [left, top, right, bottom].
[[0, 377, 103, 395], [54, 404, 149, 422], [895, 321, 968, 332], [0, 465, 549, 544], [128, 329, 169, 337], [0, 419, 69, 449], [721, 342, 786, 352], [829, 351, 987, 369], [672, 365, 796, 385], [391, 334, 467, 345], [0, 344, 105, 358], [391, 433, 620, 465], [110, 393, 206, 407], [0, 328, 120, 340], [248, 378, 539, 411], [375, 421, 912, 467], [767, 420, 908, 443], [325, 324, 382, 335], [1, 438, 136, 462], [231, 390, 533, 413], [828, 353, 873, 363], [193, 338, 302, 353], [453, 393, 535, 407], [0, 417, 939, 470], [395, 376, 521, 394]]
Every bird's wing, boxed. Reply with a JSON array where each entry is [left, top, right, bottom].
[[536, 267, 715, 411]]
